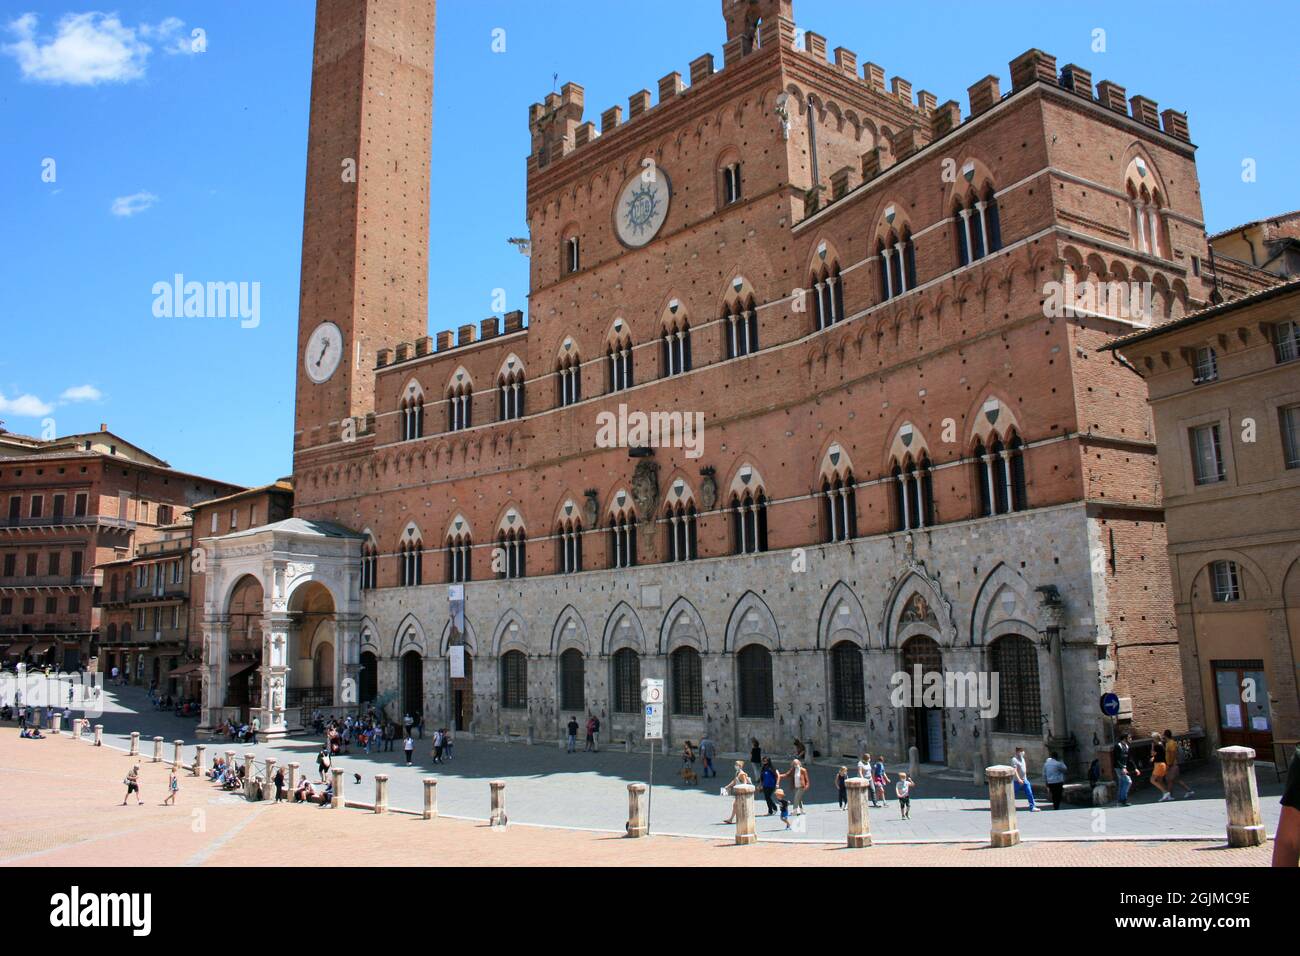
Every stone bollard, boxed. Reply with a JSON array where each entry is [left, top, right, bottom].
[[331, 767, 344, 808], [626, 782, 648, 837], [52, 712, 63, 734], [423, 778, 438, 819], [1218, 746, 1267, 847], [129, 732, 140, 756], [375, 774, 389, 813], [70, 717, 81, 737], [152, 736, 164, 762], [733, 783, 757, 845], [173, 739, 184, 769], [489, 780, 507, 826], [243, 752, 256, 778], [94, 724, 103, 746], [224, 750, 236, 775], [845, 777, 873, 848], [625, 739, 632, 753], [264, 756, 277, 793], [909, 745, 921, 780], [985, 765, 1021, 848], [287, 763, 300, 801], [194, 745, 206, 776]]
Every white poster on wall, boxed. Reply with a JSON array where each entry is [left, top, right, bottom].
[[449, 645, 465, 680]]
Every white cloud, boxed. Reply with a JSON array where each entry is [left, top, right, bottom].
[[60, 384, 102, 402], [111, 191, 157, 217], [0, 392, 54, 418], [3, 12, 196, 86]]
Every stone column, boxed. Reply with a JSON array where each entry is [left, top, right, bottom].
[[846, 777, 872, 848], [52, 711, 62, 734], [194, 745, 206, 776], [243, 752, 256, 778], [224, 749, 236, 772], [152, 736, 164, 762], [626, 782, 648, 837], [94, 724, 103, 746], [264, 756, 277, 793], [200, 617, 230, 733], [489, 780, 507, 826], [375, 774, 389, 813], [908, 745, 920, 780], [986, 765, 1020, 847], [129, 731, 140, 755], [335, 613, 363, 719], [423, 778, 438, 819], [172, 739, 184, 768], [287, 762, 300, 801], [260, 612, 293, 739], [733, 783, 757, 845], [1219, 746, 1267, 847], [331, 767, 344, 808]]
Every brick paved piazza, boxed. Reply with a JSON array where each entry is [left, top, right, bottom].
[[0, 685, 1282, 866]]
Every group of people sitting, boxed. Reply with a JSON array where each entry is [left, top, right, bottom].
[[292, 777, 333, 806], [208, 755, 248, 791], [212, 718, 257, 743]]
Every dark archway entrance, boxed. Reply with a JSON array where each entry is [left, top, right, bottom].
[[902, 635, 945, 764], [401, 651, 423, 721], [359, 651, 378, 706], [452, 651, 473, 732]]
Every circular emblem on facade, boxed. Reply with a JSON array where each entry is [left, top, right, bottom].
[[614, 168, 671, 248], [304, 321, 344, 384]]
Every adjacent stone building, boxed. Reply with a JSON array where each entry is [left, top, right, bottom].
[[1105, 279, 1300, 763], [197, 0, 1260, 769]]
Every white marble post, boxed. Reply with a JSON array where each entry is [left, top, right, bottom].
[[200, 618, 230, 732], [423, 778, 438, 819], [375, 774, 389, 813], [172, 739, 184, 768], [264, 756, 277, 793], [489, 780, 507, 826], [733, 783, 757, 845], [152, 736, 164, 762], [331, 767, 344, 808], [93, 724, 103, 746], [335, 613, 362, 719], [52, 711, 63, 734], [259, 612, 293, 739], [1219, 746, 1267, 848], [846, 777, 872, 848], [193, 745, 206, 776], [287, 762, 300, 801], [626, 782, 648, 837], [986, 765, 1020, 848], [129, 731, 140, 755], [243, 752, 255, 778]]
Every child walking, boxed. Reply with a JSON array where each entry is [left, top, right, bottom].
[[164, 769, 179, 806], [895, 772, 914, 819], [776, 788, 791, 830]]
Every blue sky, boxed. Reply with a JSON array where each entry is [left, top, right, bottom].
[[1, 1, 1295, 487]]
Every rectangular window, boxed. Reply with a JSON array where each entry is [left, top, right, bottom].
[[0, 598, 11, 615], [7, 496, 20, 520], [30, 495, 43, 518], [139, 501, 149, 523], [68, 595, 80, 614], [45, 596, 57, 614], [1190, 423, 1225, 485], [22, 597, 35, 615], [47, 552, 60, 576], [211, 512, 218, 534], [1275, 320, 1300, 364], [230, 509, 238, 530], [26, 553, 37, 576], [74, 493, 88, 517], [71, 552, 83, 577], [2, 553, 14, 577], [1282, 405, 1300, 469], [171, 605, 179, 629], [250, 504, 258, 527], [52, 494, 65, 518], [1192, 346, 1218, 384], [1211, 560, 1241, 602], [136, 609, 145, 630]]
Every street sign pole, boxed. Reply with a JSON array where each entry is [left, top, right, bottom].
[[641, 677, 664, 837], [648, 736, 654, 836]]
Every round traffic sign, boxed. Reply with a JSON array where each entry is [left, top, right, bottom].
[[1100, 692, 1120, 717]]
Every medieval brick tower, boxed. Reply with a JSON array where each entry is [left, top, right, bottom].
[[293, 0, 435, 450]]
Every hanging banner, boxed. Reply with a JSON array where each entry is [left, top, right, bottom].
[[449, 645, 465, 680]]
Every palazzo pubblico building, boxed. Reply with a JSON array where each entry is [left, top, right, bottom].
[[196, 0, 1244, 773]]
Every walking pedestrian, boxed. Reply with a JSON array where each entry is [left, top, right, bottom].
[[566, 716, 579, 754], [681, 740, 698, 784], [1161, 730, 1194, 800], [274, 767, 286, 802], [1044, 750, 1069, 810], [776, 788, 791, 830], [1111, 734, 1136, 807], [584, 715, 595, 752], [317, 747, 331, 782], [835, 766, 848, 810], [722, 760, 751, 825], [699, 733, 716, 778], [895, 772, 914, 819], [1147, 733, 1169, 800], [164, 769, 178, 806], [122, 765, 143, 805], [442, 728, 454, 761], [759, 757, 778, 815], [403, 734, 415, 766], [1274, 745, 1300, 867], [871, 754, 890, 806], [589, 714, 600, 752], [857, 752, 877, 806], [1011, 746, 1039, 812], [432, 727, 445, 763], [749, 738, 763, 786], [776, 758, 809, 815]]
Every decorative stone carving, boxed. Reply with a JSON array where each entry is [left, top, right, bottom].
[[583, 491, 599, 529], [699, 473, 718, 511], [632, 460, 660, 539]]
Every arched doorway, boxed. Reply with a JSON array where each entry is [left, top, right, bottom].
[[401, 651, 423, 722], [451, 650, 473, 732], [902, 635, 945, 763], [359, 651, 378, 706], [226, 575, 264, 723]]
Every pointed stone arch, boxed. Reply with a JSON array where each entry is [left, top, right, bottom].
[[725, 590, 781, 652], [658, 595, 709, 654], [491, 608, 528, 657], [970, 562, 1038, 647], [817, 581, 871, 650], [392, 612, 428, 659], [551, 604, 592, 656], [602, 601, 648, 655], [881, 564, 958, 648], [437, 616, 478, 656]]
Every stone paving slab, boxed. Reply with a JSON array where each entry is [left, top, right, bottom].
[[0, 729, 1271, 867], [29, 684, 1286, 845]]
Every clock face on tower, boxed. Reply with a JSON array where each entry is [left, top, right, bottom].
[[304, 321, 344, 384], [614, 167, 671, 248]]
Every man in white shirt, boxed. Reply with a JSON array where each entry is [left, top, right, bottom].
[[1011, 746, 1039, 811], [404, 735, 415, 766]]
